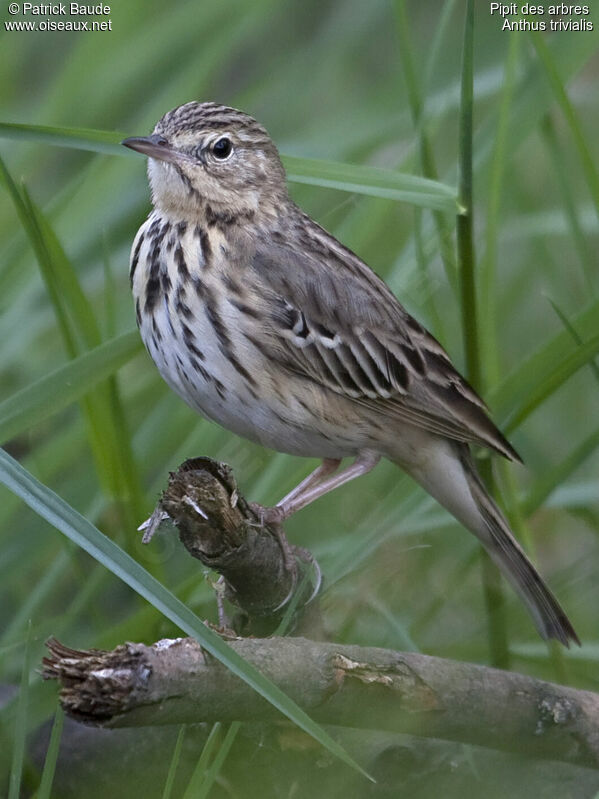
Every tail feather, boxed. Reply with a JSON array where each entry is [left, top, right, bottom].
[[398, 439, 579, 647], [460, 450, 580, 647]]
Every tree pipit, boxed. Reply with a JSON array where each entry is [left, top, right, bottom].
[[123, 102, 578, 646]]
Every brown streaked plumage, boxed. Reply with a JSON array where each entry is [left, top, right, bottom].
[[123, 101, 579, 646]]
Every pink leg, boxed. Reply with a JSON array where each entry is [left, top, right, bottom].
[[251, 452, 379, 606], [276, 451, 380, 520], [276, 458, 341, 508]]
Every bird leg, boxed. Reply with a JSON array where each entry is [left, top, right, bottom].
[[276, 457, 341, 508], [252, 452, 379, 606], [258, 451, 381, 525], [250, 458, 340, 528]]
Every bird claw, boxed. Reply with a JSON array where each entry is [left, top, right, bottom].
[[272, 548, 323, 611], [295, 547, 323, 604], [271, 534, 323, 611], [247, 504, 322, 609]]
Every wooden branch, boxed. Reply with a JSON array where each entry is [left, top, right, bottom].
[[144, 457, 319, 633], [42, 635, 599, 770], [40, 456, 599, 779]]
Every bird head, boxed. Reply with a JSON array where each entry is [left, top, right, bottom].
[[123, 101, 288, 219]]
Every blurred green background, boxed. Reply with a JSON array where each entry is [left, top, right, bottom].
[[1, 0, 598, 796]]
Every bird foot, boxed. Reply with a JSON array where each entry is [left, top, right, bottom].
[[248, 501, 287, 526], [249, 503, 322, 608], [294, 546, 323, 604], [270, 521, 300, 590]]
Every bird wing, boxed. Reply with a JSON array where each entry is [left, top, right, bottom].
[[249, 233, 520, 462]]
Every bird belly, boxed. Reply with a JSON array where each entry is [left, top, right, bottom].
[[131, 218, 354, 459], [140, 304, 353, 459]]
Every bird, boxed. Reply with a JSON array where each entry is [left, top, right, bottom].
[[122, 101, 579, 646]]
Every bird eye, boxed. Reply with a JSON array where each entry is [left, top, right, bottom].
[[212, 137, 233, 159]]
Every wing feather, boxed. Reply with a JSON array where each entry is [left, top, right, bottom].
[[249, 231, 521, 462]]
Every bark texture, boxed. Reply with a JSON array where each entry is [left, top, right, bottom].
[[145, 457, 319, 634], [43, 635, 599, 769], [40, 457, 599, 781]]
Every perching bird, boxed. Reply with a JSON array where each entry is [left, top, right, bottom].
[[123, 101, 578, 646]]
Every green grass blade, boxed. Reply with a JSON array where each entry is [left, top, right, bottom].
[[8, 621, 32, 799], [0, 121, 124, 155], [524, 425, 599, 515], [541, 116, 595, 292], [548, 298, 599, 385], [0, 449, 371, 780], [102, 234, 118, 339], [530, 30, 599, 221], [480, 33, 520, 389], [395, 0, 458, 286], [35, 708, 64, 799], [0, 121, 457, 211], [1, 549, 71, 645], [504, 331, 599, 433], [473, 29, 597, 173], [0, 155, 78, 356], [161, 726, 186, 799], [517, 299, 599, 513], [191, 555, 309, 794], [457, 0, 508, 669], [192, 722, 241, 799], [423, 0, 458, 93], [182, 723, 222, 799], [457, 0, 479, 388], [283, 154, 457, 211], [1, 155, 145, 526], [20, 188, 102, 349], [0, 330, 142, 444], [490, 298, 599, 418]]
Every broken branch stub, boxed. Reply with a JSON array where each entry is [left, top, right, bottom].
[[42, 636, 599, 770], [154, 458, 315, 625]]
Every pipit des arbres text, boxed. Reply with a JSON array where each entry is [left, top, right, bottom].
[[123, 101, 578, 646]]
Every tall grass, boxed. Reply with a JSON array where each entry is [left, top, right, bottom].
[[1, 1, 598, 795]]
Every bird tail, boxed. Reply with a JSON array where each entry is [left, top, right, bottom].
[[400, 441, 579, 647]]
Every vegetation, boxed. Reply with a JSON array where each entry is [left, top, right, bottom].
[[0, 1, 597, 795]]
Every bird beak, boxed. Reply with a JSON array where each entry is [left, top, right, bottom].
[[122, 134, 186, 165]]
